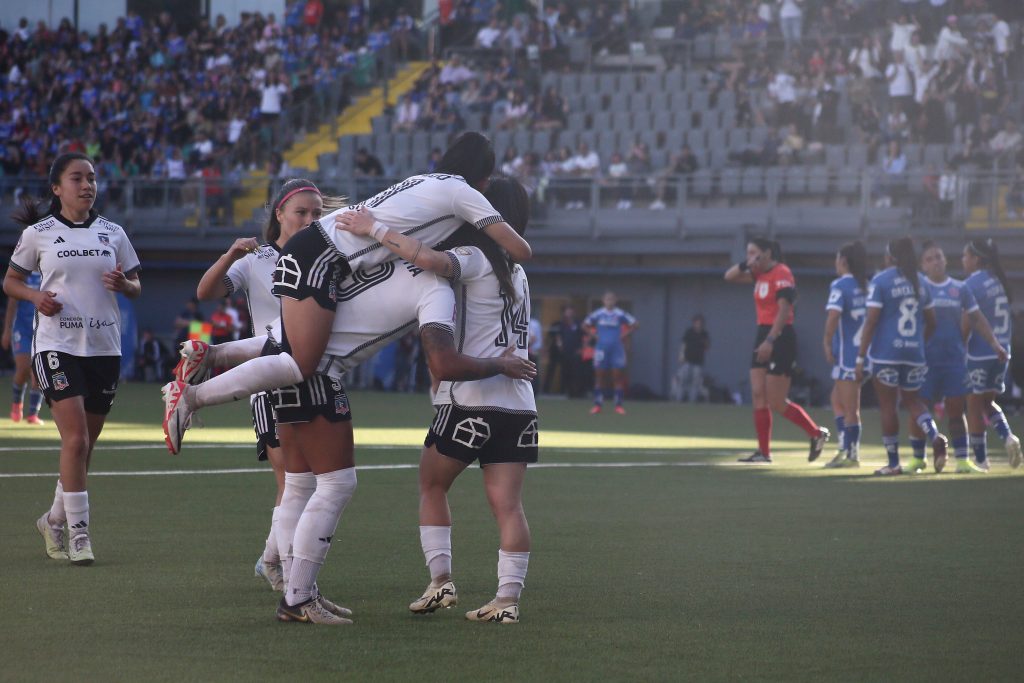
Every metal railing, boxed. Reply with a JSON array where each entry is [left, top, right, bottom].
[[0, 168, 1019, 238]]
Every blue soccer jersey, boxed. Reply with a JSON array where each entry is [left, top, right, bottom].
[[965, 270, 1012, 360], [866, 267, 933, 365], [584, 307, 636, 349], [922, 276, 977, 365], [826, 274, 865, 372], [13, 271, 41, 331]]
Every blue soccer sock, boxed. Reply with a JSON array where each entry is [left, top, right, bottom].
[[844, 423, 861, 456], [613, 388, 624, 406], [835, 415, 846, 450], [988, 408, 1013, 441], [593, 389, 604, 406], [909, 438, 926, 460], [11, 382, 24, 405], [952, 434, 969, 460], [916, 413, 939, 441], [27, 389, 44, 417], [883, 435, 900, 468], [970, 433, 987, 464]]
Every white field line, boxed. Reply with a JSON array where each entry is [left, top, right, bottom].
[[0, 460, 776, 479]]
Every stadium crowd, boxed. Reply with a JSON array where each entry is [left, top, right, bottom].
[[0, 2, 415, 187]]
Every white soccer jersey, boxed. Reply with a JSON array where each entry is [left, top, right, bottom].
[[319, 173, 505, 272], [433, 246, 536, 413], [225, 243, 280, 337], [9, 213, 140, 357], [271, 259, 456, 376]]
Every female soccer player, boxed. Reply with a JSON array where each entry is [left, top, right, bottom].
[[724, 238, 829, 464], [3, 152, 141, 564], [163, 131, 532, 454], [907, 242, 1007, 473], [337, 177, 536, 623], [194, 178, 343, 591], [856, 238, 945, 475], [822, 241, 867, 468], [582, 292, 637, 415], [961, 238, 1020, 470], [3, 270, 46, 424]]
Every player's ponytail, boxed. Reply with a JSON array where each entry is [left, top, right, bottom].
[[264, 178, 346, 244], [11, 152, 94, 226], [749, 236, 783, 264], [968, 238, 1012, 303], [888, 237, 919, 299], [839, 240, 868, 291]]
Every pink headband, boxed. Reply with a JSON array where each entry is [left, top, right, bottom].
[[276, 186, 321, 210]]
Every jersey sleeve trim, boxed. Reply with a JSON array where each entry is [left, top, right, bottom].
[[8, 260, 31, 275], [825, 304, 843, 312], [474, 215, 504, 230], [966, 304, 980, 313], [223, 276, 236, 294], [420, 321, 455, 335], [444, 251, 462, 283], [124, 265, 142, 278], [866, 301, 883, 308]]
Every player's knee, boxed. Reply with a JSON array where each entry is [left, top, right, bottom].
[[62, 431, 91, 459]]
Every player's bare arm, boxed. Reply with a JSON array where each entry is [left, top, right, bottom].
[[197, 237, 259, 300], [420, 325, 536, 381], [3, 269, 62, 316], [967, 309, 1008, 362]]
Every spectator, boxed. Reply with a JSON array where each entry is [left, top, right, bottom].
[[174, 298, 204, 349], [395, 94, 420, 132], [778, 0, 803, 48], [137, 329, 171, 382], [439, 54, 475, 85], [475, 17, 503, 49], [569, 142, 601, 178], [990, 120, 1023, 161], [210, 298, 236, 346], [535, 86, 568, 129], [935, 15, 969, 62], [650, 144, 699, 210], [355, 147, 384, 176], [885, 50, 915, 117], [672, 315, 710, 403], [544, 305, 583, 397], [606, 152, 631, 209], [938, 163, 959, 219], [849, 36, 882, 79]]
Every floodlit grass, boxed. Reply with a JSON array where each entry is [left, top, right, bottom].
[[1, 384, 1022, 681]]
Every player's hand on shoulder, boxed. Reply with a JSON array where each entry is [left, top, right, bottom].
[[35, 290, 62, 316], [227, 237, 260, 261], [335, 206, 376, 236], [498, 345, 536, 381]]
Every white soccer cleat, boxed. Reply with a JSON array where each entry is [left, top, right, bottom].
[[35, 514, 67, 560], [874, 465, 904, 476], [1005, 434, 1022, 469], [409, 580, 458, 614], [68, 533, 94, 566], [276, 596, 353, 625], [465, 601, 519, 624], [255, 557, 285, 592], [174, 340, 213, 385], [161, 380, 193, 455], [315, 590, 353, 618]]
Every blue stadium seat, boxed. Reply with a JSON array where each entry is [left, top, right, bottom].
[[740, 167, 764, 195], [807, 165, 830, 194], [923, 144, 947, 168], [846, 145, 869, 168], [825, 145, 846, 169], [691, 168, 714, 196], [720, 168, 741, 196], [784, 166, 808, 195]]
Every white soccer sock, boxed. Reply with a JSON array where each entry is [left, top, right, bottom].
[[419, 525, 453, 583], [262, 506, 281, 564], [64, 490, 90, 537], [495, 549, 530, 601], [286, 468, 357, 606], [211, 335, 267, 367], [47, 479, 66, 527], [191, 353, 303, 409], [276, 472, 317, 588]]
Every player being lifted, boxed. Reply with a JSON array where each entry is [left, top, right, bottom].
[[724, 237, 829, 464], [583, 292, 637, 415], [3, 153, 141, 565], [961, 238, 1021, 470], [193, 179, 345, 591], [822, 241, 868, 468], [337, 177, 536, 624], [857, 238, 946, 475], [162, 132, 530, 453], [908, 241, 1007, 473]]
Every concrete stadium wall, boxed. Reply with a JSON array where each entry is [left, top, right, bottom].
[[138, 264, 835, 402]]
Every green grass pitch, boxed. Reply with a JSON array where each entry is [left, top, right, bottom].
[[1, 384, 1022, 681]]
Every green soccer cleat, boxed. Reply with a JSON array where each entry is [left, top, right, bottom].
[[465, 601, 519, 624], [955, 459, 986, 474], [409, 580, 458, 614], [68, 534, 94, 566], [904, 456, 926, 474], [35, 514, 67, 560]]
